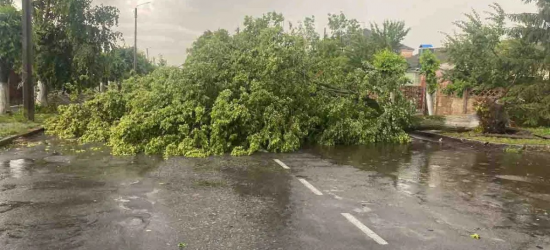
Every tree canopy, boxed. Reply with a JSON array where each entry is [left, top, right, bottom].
[[0, 3, 21, 70], [33, 0, 121, 92], [444, 4, 510, 95], [105, 47, 155, 84], [0, 3, 21, 114], [370, 20, 411, 53]]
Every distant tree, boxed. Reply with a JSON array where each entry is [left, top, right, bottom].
[[106, 47, 154, 86], [322, 12, 375, 68], [295, 16, 320, 50], [33, 0, 121, 105], [370, 20, 411, 53], [157, 55, 168, 67], [0, 3, 21, 114], [419, 50, 440, 116], [509, 0, 550, 58]]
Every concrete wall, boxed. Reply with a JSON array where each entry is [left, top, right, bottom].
[[8, 71, 22, 106]]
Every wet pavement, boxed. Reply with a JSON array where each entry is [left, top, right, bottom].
[[0, 135, 549, 250]]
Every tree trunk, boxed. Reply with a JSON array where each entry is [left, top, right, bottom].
[[426, 91, 434, 116], [0, 64, 9, 114], [36, 80, 48, 107], [99, 81, 106, 92]]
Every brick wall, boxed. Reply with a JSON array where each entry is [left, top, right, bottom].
[[434, 91, 476, 116], [400, 50, 414, 58], [414, 70, 478, 116]]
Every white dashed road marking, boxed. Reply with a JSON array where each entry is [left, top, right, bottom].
[[341, 213, 388, 245], [298, 178, 323, 195], [273, 159, 290, 169]]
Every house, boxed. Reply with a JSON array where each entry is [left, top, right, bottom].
[[399, 44, 415, 58]]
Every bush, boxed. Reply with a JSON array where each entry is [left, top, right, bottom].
[[505, 82, 550, 127]]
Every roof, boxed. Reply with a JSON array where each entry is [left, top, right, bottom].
[[399, 44, 415, 51]]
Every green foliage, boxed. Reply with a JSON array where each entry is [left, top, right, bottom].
[[0, 4, 21, 73], [33, 0, 121, 92], [419, 50, 440, 94], [106, 47, 155, 84], [157, 55, 168, 67], [525, 127, 550, 136], [504, 146, 522, 153], [504, 0, 550, 127], [444, 4, 509, 95], [369, 20, 411, 53], [46, 13, 413, 157], [505, 82, 550, 126]]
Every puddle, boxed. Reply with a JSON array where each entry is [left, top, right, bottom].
[[307, 140, 550, 234], [496, 175, 549, 185], [1, 159, 34, 178]]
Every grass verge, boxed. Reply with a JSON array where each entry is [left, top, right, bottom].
[[0, 111, 54, 138], [441, 131, 550, 146], [524, 127, 550, 137]]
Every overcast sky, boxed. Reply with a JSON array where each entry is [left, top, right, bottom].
[[93, 0, 536, 65]]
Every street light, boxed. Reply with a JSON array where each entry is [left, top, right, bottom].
[[134, 2, 151, 72]]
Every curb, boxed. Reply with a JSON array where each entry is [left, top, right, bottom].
[[0, 127, 45, 147], [409, 130, 550, 152]]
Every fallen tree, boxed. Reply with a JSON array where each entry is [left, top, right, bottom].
[[45, 13, 414, 157]]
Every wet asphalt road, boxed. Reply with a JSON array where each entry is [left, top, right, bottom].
[[0, 135, 549, 250]]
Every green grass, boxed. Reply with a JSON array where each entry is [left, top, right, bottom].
[[504, 146, 523, 153], [0, 111, 55, 139], [524, 127, 550, 137], [441, 132, 550, 146]]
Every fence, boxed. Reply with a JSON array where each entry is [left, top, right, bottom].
[[401, 83, 504, 116], [401, 86, 424, 112]]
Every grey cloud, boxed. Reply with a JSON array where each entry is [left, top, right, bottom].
[[94, 0, 537, 65]]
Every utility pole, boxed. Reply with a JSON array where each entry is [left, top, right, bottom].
[[134, 2, 151, 73], [22, 0, 34, 121], [146, 48, 149, 61], [134, 7, 137, 72]]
